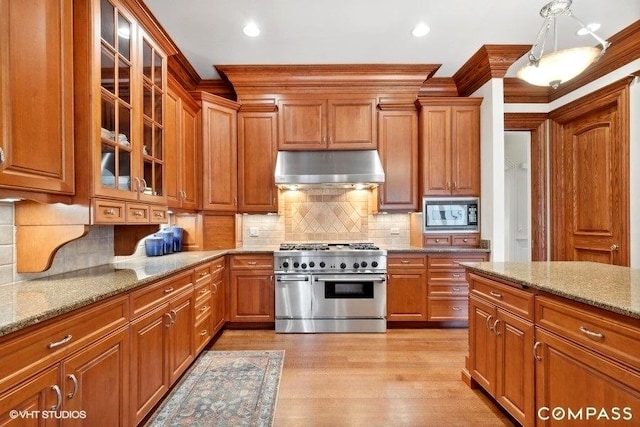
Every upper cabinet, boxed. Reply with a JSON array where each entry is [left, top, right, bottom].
[[418, 98, 482, 197], [0, 0, 74, 197], [192, 92, 240, 212], [377, 108, 419, 212], [165, 78, 200, 210], [278, 97, 377, 150], [74, 0, 167, 211], [238, 108, 278, 213]]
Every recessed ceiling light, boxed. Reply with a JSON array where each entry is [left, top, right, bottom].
[[243, 22, 261, 37], [411, 22, 430, 37], [577, 23, 601, 36]]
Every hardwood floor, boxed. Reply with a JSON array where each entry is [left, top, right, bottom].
[[210, 328, 516, 426]]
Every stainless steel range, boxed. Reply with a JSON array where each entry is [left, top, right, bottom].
[[274, 243, 387, 333]]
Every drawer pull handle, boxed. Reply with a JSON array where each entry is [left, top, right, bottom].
[[452, 306, 462, 311], [435, 239, 440, 243], [200, 306, 209, 312], [104, 208, 115, 216], [486, 315, 494, 332], [489, 291, 503, 299], [248, 261, 258, 266], [67, 374, 78, 399], [401, 260, 410, 264], [493, 319, 502, 335], [134, 210, 143, 217], [199, 288, 208, 295], [452, 287, 462, 292], [200, 272, 209, 278], [200, 330, 208, 337], [579, 326, 605, 341], [533, 341, 542, 361], [164, 287, 174, 294], [463, 238, 468, 243], [452, 273, 461, 278], [51, 385, 62, 411], [155, 212, 165, 218], [48, 334, 73, 349], [212, 283, 219, 293], [164, 313, 173, 327]]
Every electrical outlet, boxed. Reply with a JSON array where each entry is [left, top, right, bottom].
[[390, 227, 400, 236], [249, 227, 259, 237]]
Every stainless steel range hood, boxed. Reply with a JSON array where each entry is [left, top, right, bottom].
[[274, 150, 385, 189]]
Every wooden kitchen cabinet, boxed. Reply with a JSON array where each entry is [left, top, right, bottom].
[[74, 0, 168, 219], [386, 254, 427, 321], [192, 92, 240, 212], [229, 255, 275, 322], [165, 77, 200, 210], [0, 0, 74, 198], [418, 98, 481, 197], [193, 257, 226, 354], [468, 273, 535, 427], [210, 257, 227, 333], [130, 271, 194, 424], [278, 97, 377, 150], [237, 109, 278, 213], [377, 109, 419, 212], [0, 295, 130, 426], [426, 253, 488, 321]]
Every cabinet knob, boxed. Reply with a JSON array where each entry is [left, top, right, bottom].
[[463, 238, 468, 243], [104, 208, 115, 216], [200, 329, 208, 337], [155, 212, 164, 218], [452, 306, 462, 311], [435, 239, 440, 243], [610, 243, 620, 251], [134, 210, 143, 217]]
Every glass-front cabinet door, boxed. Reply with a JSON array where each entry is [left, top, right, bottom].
[[96, 0, 166, 203]]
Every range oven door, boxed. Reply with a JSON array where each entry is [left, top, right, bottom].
[[275, 275, 312, 318], [312, 274, 386, 319]]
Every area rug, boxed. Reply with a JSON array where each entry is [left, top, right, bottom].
[[146, 350, 284, 427]]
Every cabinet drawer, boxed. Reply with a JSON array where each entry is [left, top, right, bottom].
[[451, 234, 480, 247], [131, 270, 193, 318], [428, 254, 488, 269], [0, 296, 129, 393], [93, 199, 126, 224], [387, 254, 427, 268], [428, 283, 469, 296], [126, 203, 150, 223], [536, 296, 640, 370], [428, 298, 468, 321], [469, 273, 534, 320], [211, 257, 226, 280], [194, 279, 212, 302], [423, 235, 451, 246], [194, 263, 213, 285], [428, 270, 467, 283], [230, 255, 273, 270], [194, 314, 212, 354], [150, 206, 168, 224], [194, 295, 212, 322]]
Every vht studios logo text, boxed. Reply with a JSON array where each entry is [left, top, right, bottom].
[[9, 410, 87, 420], [538, 407, 633, 422]]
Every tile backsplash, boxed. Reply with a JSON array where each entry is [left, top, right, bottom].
[[0, 203, 115, 286], [243, 189, 410, 246]]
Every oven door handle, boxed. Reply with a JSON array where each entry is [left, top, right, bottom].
[[314, 275, 386, 283], [276, 275, 310, 282]]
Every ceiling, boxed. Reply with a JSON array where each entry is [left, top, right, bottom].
[[143, 0, 640, 81]]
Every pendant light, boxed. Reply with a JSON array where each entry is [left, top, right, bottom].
[[517, 0, 609, 89]]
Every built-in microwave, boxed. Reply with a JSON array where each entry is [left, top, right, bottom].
[[423, 197, 479, 233]]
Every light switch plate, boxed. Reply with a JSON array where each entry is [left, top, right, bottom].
[[390, 228, 400, 236], [249, 227, 259, 237]]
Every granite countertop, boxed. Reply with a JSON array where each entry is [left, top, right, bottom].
[[461, 261, 640, 320], [0, 247, 276, 338]]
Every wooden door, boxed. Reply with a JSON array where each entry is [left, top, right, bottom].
[[277, 99, 326, 150], [180, 96, 200, 210], [494, 309, 534, 427], [62, 328, 130, 427], [0, 366, 60, 426], [386, 268, 427, 321], [229, 271, 274, 322], [420, 106, 451, 196], [130, 305, 168, 424], [237, 111, 278, 212], [211, 275, 225, 333], [201, 100, 238, 211], [535, 328, 640, 426], [0, 0, 74, 195], [167, 291, 194, 384], [551, 81, 630, 265], [451, 105, 480, 196], [327, 98, 377, 149], [468, 295, 496, 393], [377, 110, 419, 211]]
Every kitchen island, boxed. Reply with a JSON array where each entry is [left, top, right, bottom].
[[461, 261, 640, 427]]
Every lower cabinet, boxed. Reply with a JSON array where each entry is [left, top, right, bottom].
[[468, 274, 535, 427], [229, 255, 274, 322], [130, 271, 194, 425], [386, 254, 427, 321]]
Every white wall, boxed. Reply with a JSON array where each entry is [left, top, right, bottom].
[[504, 132, 532, 261], [474, 79, 505, 261]]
